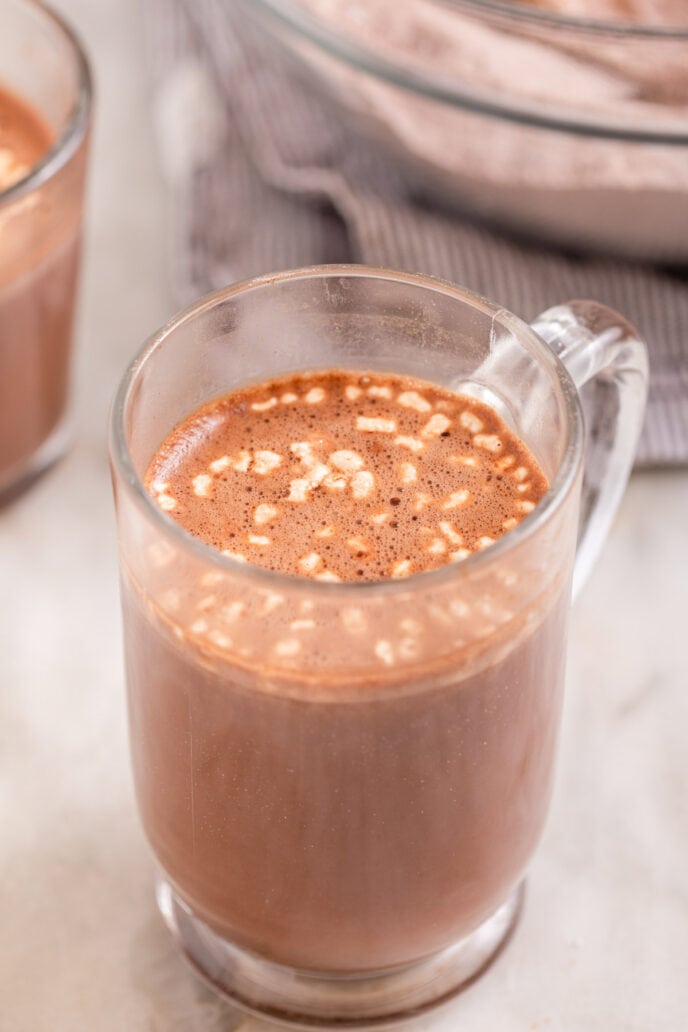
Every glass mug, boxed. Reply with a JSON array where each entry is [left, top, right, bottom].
[[0, 0, 91, 502], [110, 266, 647, 1027]]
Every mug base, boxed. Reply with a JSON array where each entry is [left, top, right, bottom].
[[156, 876, 524, 1029], [0, 414, 72, 508]]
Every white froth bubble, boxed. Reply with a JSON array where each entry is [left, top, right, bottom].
[[347, 536, 370, 553], [459, 411, 484, 434], [341, 606, 366, 633], [345, 385, 363, 401], [248, 534, 271, 547], [394, 435, 424, 453], [368, 385, 392, 399], [305, 387, 326, 404], [495, 456, 515, 471], [221, 549, 247, 563], [291, 619, 316, 631], [473, 434, 502, 453], [192, 473, 213, 497], [477, 536, 496, 549], [190, 619, 208, 634], [254, 503, 279, 525], [209, 455, 231, 474], [399, 462, 417, 484], [428, 603, 453, 627], [157, 493, 177, 511], [370, 512, 390, 525], [197, 594, 218, 612], [398, 637, 420, 661], [330, 449, 364, 472], [221, 601, 245, 623], [374, 640, 394, 666], [502, 517, 519, 531], [209, 630, 233, 649], [200, 570, 224, 587], [291, 441, 314, 464], [288, 478, 310, 502], [0, 147, 29, 185], [233, 451, 252, 473], [450, 455, 478, 467], [251, 397, 278, 411], [253, 450, 282, 475], [517, 500, 536, 513], [300, 599, 315, 614], [315, 525, 336, 538], [306, 462, 330, 487], [350, 470, 375, 499], [161, 589, 181, 612], [498, 568, 519, 587], [391, 559, 412, 578], [149, 541, 175, 567], [400, 617, 422, 635], [414, 492, 432, 513], [439, 521, 463, 545], [517, 483, 531, 494], [275, 638, 301, 657], [323, 472, 347, 492], [151, 479, 170, 494], [422, 414, 451, 438], [258, 591, 284, 615], [442, 490, 470, 510], [479, 599, 513, 624], [299, 552, 322, 573], [397, 390, 431, 413], [451, 548, 471, 562], [449, 598, 471, 620], [427, 538, 447, 556], [315, 570, 341, 582], [356, 416, 396, 434], [513, 466, 528, 482], [281, 392, 298, 404]]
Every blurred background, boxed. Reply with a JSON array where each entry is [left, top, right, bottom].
[[1, 2, 686, 1030]]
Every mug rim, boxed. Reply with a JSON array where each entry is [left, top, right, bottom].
[[109, 264, 584, 598], [0, 0, 93, 209]]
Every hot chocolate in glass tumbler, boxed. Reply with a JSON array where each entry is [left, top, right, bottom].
[[110, 267, 647, 1027], [0, 0, 91, 502]]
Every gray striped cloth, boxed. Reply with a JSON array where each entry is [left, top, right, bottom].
[[146, 0, 688, 465]]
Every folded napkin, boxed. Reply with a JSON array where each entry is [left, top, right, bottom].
[[146, 0, 688, 466]]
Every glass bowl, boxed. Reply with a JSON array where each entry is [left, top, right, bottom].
[[237, 0, 688, 261]]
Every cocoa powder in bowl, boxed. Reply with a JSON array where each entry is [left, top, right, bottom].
[[269, 0, 688, 257]]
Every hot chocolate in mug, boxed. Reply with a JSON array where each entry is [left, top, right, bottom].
[[110, 266, 648, 1027], [0, 0, 91, 503]]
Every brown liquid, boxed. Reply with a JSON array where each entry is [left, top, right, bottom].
[[0, 87, 49, 190], [0, 85, 84, 491], [146, 370, 547, 581], [125, 370, 566, 972]]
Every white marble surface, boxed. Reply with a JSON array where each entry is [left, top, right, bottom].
[[1, 2, 687, 1030]]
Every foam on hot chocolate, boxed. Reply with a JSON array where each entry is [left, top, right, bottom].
[[146, 370, 547, 582], [0, 86, 52, 192]]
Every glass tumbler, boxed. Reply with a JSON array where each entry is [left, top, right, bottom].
[[110, 266, 647, 1027], [0, 0, 91, 502]]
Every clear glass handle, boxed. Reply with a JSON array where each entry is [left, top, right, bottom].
[[531, 301, 649, 599]]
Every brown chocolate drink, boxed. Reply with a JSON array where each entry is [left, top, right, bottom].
[[123, 369, 566, 972], [0, 84, 85, 494]]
